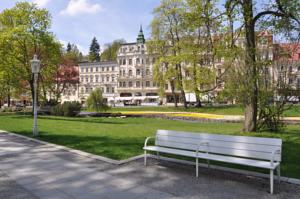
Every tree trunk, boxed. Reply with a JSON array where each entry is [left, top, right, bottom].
[[176, 64, 187, 108], [194, 89, 202, 107], [170, 80, 178, 107], [242, 0, 258, 132], [7, 92, 10, 107], [192, 62, 202, 107]]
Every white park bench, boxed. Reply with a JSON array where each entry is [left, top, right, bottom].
[[143, 130, 282, 194]]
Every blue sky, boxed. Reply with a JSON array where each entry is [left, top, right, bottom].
[[0, 0, 161, 55]]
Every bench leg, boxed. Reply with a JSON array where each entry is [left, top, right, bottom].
[[277, 165, 281, 183], [196, 158, 199, 178], [144, 150, 147, 166], [270, 169, 274, 194]]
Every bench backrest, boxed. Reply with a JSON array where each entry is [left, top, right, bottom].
[[155, 130, 282, 162]]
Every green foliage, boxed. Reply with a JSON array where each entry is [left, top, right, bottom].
[[50, 101, 81, 117], [0, 2, 62, 105], [101, 39, 126, 61], [89, 37, 100, 62], [86, 88, 110, 112]]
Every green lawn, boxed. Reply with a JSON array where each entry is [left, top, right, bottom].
[[110, 105, 300, 117], [0, 114, 300, 179]]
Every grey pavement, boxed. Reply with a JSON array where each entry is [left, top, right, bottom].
[[0, 133, 300, 199]]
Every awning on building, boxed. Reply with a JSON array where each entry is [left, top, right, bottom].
[[185, 93, 197, 102], [146, 96, 159, 99]]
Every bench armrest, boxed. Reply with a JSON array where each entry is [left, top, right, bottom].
[[271, 149, 281, 166], [144, 137, 155, 148]]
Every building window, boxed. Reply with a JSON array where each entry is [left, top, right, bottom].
[[81, 68, 84, 73], [129, 59, 132, 65], [146, 81, 150, 87], [96, 67, 98, 72], [123, 70, 126, 76], [107, 67, 109, 71], [106, 87, 110, 93], [102, 67, 104, 71], [90, 75, 93, 82], [112, 75, 115, 82], [142, 59, 144, 64], [129, 81, 133, 87], [112, 87, 115, 93], [101, 76, 104, 82], [119, 82, 122, 87], [129, 70, 133, 77], [123, 59, 126, 65], [136, 58, 140, 64], [123, 82, 126, 87], [91, 67, 93, 72], [85, 77, 88, 82], [146, 69, 150, 76], [106, 76, 110, 82], [112, 66, 115, 71], [136, 69, 141, 76], [95, 76, 99, 82], [80, 76, 84, 82], [136, 81, 140, 87], [85, 87, 88, 93], [86, 68, 88, 72], [152, 58, 156, 63], [81, 87, 84, 94]]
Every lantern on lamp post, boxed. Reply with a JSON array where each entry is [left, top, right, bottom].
[[30, 54, 41, 136]]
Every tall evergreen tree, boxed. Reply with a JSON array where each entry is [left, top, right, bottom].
[[89, 37, 100, 62], [66, 42, 72, 52]]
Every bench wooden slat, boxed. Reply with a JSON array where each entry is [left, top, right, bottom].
[[156, 135, 281, 153], [143, 146, 279, 169], [156, 140, 281, 161], [157, 130, 282, 146]]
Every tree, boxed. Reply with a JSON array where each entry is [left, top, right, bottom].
[[182, 0, 224, 107], [89, 37, 100, 62], [101, 39, 126, 61], [86, 88, 109, 112], [0, 2, 61, 109], [66, 42, 72, 53], [150, 0, 188, 108], [225, 0, 300, 132]]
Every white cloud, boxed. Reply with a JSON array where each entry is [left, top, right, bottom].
[[60, 0, 102, 16], [33, 0, 51, 7]]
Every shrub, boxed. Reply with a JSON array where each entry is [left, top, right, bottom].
[[50, 101, 81, 117], [86, 88, 110, 112]]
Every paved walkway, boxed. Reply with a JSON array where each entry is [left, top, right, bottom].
[[1, 132, 300, 199]]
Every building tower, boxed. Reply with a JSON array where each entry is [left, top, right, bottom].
[[136, 25, 145, 44]]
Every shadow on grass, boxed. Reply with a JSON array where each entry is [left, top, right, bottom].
[[12, 130, 147, 160]]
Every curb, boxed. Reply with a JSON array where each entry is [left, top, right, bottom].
[[1, 130, 300, 185]]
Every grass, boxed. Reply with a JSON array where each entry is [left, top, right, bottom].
[[110, 104, 300, 117], [0, 113, 300, 179]]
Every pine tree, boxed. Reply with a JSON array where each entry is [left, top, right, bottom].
[[66, 42, 72, 52], [89, 37, 100, 62]]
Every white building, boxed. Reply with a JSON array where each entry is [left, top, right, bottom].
[[116, 26, 160, 106], [78, 61, 119, 105]]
